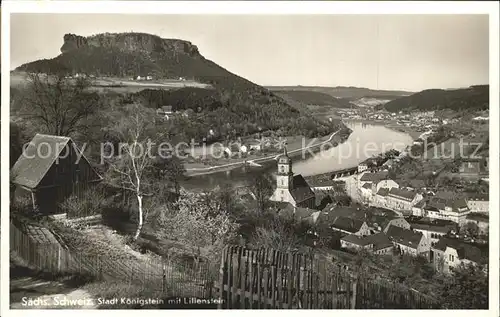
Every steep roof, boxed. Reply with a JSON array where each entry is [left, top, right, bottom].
[[331, 216, 365, 233], [433, 237, 483, 263], [386, 225, 423, 249], [290, 174, 315, 203], [11, 134, 71, 189], [367, 232, 394, 251]]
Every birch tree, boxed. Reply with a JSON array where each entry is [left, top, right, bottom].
[[105, 104, 163, 240]]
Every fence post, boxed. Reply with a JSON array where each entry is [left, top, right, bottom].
[[350, 274, 358, 309], [57, 245, 62, 272], [162, 260, 167, 294]]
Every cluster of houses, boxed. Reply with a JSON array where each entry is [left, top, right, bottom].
[[267, 148, 488, 274], [357, 170, 489, 227]]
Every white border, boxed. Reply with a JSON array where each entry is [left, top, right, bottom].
[[1, 1, 499, 317]]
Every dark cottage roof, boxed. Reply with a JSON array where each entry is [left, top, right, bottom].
[[341, 232, 393, 251], [290, 174, 315, 203], [466, 212, 489, 223], [332, 216, 365, 233], [433, 238, 483, 263], [11, 134, 102, 189], [386, 225, 423, 249], [388, 188, 416, 201], [367, 232, 394, 251], [11, 134, 71, 189]]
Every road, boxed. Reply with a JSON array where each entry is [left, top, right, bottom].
[[186, 129, 341, 176]]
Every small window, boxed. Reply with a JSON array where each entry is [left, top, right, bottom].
[[449, 254, 454, 262]]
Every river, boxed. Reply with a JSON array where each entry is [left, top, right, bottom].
[[181, 121, 413, 190]]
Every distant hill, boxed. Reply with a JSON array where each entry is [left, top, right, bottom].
[[14, 32, 346, 140], [267, 86, 412, 101], [270, 90, 354, 108], [382, 85, 489, 113]]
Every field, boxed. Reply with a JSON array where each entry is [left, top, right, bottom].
[[10, 72, 211, 92]]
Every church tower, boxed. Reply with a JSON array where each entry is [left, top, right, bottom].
[[276, 147, 293, 189]]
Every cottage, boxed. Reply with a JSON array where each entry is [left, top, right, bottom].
[[386, 225, 431, 259], [11, 134, 102, 215], [432, 237, 484, 274], [269, 148, 316, 208], [331, 216, 371, 237], [465, 213, 489, 235], [341, 232, 393, 255]]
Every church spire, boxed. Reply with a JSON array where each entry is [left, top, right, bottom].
[[283, 145, 288, 157]]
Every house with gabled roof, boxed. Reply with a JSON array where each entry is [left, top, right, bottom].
[[432, 237, 485, 274], [341, 232, 393, 255], [11, 134, 102, 215], [330, 216, 370, 237], [386, 225, 431, 259]]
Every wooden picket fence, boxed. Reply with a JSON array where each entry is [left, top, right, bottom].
[[11, 222, 438, 309], [10, 221, 216, 298], [215, 246, 439, 309]]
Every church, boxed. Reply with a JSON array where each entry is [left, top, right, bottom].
[[269, 147, 316, 208]]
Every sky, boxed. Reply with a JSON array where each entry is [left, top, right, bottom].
[[10, 14, 489, 91]]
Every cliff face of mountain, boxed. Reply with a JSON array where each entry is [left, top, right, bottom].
[[60, 32, 201, 57]]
